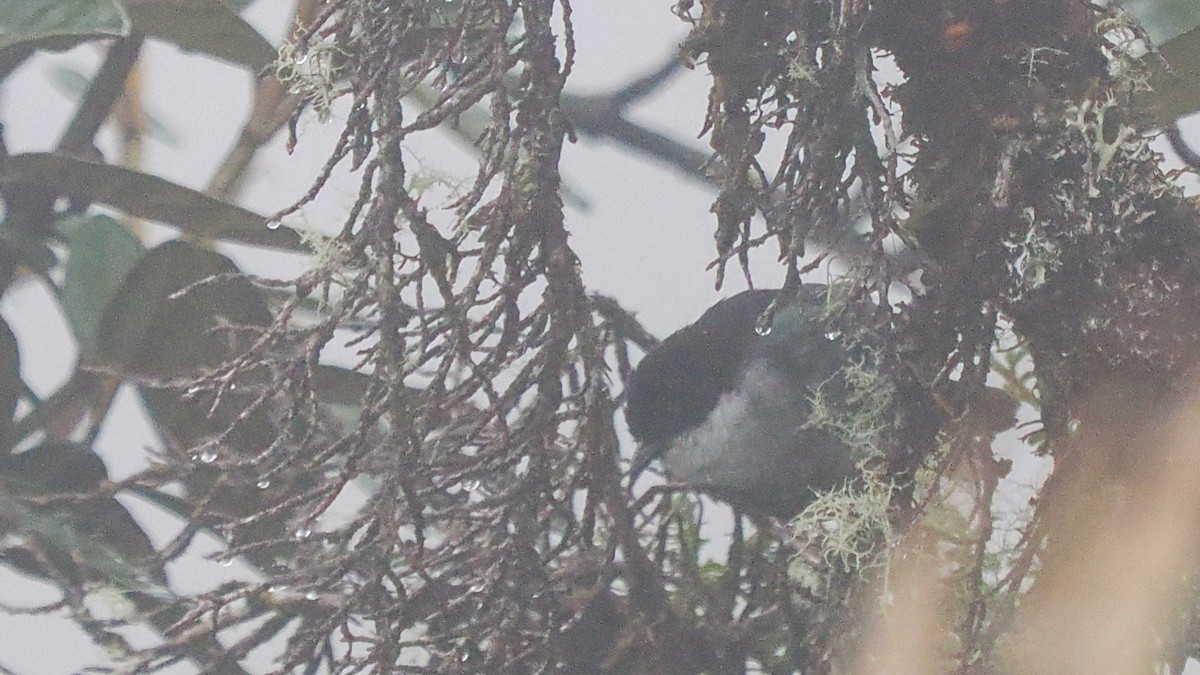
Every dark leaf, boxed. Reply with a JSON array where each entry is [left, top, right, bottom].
[[0, 440, 165, 586], [96, 239, 272, 378], [0, 176, 59, 280], [0, 232, 56, 289], [95, 238, 274, 448], [0, 153, 306, 251], [121, 0, 276, 72], [1143, 25, 1200, 125], [95, 242, 283, 529], [0, 318, 18, 449]]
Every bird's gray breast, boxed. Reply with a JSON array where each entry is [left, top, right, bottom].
[[657, 359, 853, 515]]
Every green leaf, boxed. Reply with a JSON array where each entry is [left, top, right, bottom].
[[0, 441, 165, 589], [60, 214, 145, 358], [120, 0, 275, 72], [0, 153, 306, 251], [1143, 25, 1200, 126], [0, 318, 18, 448], [1126, 0, 1200, 45], [0, 0, 130, 54]]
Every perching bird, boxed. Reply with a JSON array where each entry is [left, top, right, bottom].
[[625, 285, 857, 517]]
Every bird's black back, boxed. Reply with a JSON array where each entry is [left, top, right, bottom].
[[625, 289, 777, 451]]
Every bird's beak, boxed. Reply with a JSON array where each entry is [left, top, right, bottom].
[[629, 443, 658, 480]]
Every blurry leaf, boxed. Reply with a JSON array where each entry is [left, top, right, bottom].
[[0, 227, 57, 277], [94, 242, 300, 544], [96, 239, 272, 377], [2, 440, 110, 494], [1143, 25, 1200, 125], [121, 0, 276, 72], [0, 318, 18, 448], [313, 364, 371, 432], [61, 214, 144, 357], [0, 174, 58, 266], [312, 364, 371, 407], [0, 168, 58, 290], [95, 240, 276, 453], [0, 441, 165, 587], [0, 153, 306, 251], [0, 0, 130, 54], [1125, 0, 1200, 45]]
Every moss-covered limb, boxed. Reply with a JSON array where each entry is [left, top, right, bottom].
[[665, 0, 1200, 670]]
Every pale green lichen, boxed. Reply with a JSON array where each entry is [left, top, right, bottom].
[[788, 469, 895, 581], [275, 39, 346, 124], [808, 354, 895, 458], [1021, 47, 1067, 84], [1004, 206, 1061, 292], [297, 228, 349, 273], [406, 157, 468, 204], [786, 349, 897, 584]]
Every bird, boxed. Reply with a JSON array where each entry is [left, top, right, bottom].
[[625, 285, 857, 517]]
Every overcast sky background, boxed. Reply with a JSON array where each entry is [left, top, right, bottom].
[[1, 1, 1199, 672]]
